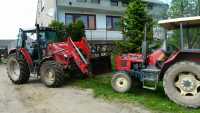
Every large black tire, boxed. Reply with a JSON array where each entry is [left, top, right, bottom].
[[40, 61, 65, 88], [7, 54, 30, 84], [111, 72, 132, 93], [163, 61, 200, 108]]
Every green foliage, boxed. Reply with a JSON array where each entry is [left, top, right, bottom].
[[169, 0, 200, 18], [48, 20, 85, 41], [118, 0, 131, 3], [72, 75, 200, 113], [49, 20, 65, 31], [115, 0, 153, 53], [66, 20, 85, 41], [48, 20, 66, 42]]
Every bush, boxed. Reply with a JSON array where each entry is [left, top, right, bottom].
[[49, 20, 85, 42], [66, 20, 85, 41]]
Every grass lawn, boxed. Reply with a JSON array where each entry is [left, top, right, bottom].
[[71, 74, 200, 113]]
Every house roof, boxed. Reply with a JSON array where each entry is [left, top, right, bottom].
[[158, 16, 200, 30]]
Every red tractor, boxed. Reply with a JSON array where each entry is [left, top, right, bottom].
[[111, 16, 200, 108], [7, 25, 95, 87]]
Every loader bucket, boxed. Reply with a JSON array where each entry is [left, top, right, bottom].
[[90, 55, 112, 75]]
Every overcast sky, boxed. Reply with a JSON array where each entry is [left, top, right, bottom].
[[0, 0, 171, 40]]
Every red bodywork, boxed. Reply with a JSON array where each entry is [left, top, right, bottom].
[[115, 49, 165, 72], [47, 37, 91, 75], [10, 37, 91, 75], [115, 53, 143, 71], [8, 48, 33, 65], [115, 48, 200, 80]]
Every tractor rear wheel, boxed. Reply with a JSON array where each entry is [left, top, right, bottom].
[[111, 72, 132, 93], [7, 54, 30, 84], [163, 61, 200, 108], [40, 61, 65, 88]]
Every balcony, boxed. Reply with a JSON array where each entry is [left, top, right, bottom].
[[85, 28, 123, 42], [57, 0, 126, 14]]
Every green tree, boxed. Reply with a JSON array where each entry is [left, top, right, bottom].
[[168, 0, 200, 49], [116, 0, 153, 53], [66, 20, 85, 41], [48, 20, 85, 41], [48, 20, 66, 41]]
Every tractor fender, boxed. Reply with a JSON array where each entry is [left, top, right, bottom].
[[40, 56, 54, 66], [8, 48, 17, 55], [8, 48, 33, 65], [18, 48, 33, 65], [40, 54, 69, 70], [159, 50, 200, 80]]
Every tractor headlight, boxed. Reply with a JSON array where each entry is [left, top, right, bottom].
[[64, 54, 68, 58]]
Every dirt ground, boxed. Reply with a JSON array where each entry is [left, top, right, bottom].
[[0, 65, 151, 113]]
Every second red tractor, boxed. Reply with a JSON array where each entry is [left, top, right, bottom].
[[111, 16, 200, 108]]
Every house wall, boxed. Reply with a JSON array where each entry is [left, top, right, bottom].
[[0, 40, 17, 50], [57, 7, 123, 41], [36, 0, 168, 41], [36, 0, 57, 26]]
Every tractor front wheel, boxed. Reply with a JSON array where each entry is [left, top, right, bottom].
[[111, 72, 132, 93], [7, 54, 30, 84], [164, 61, 200, 108], [40, 61, 65, 88]]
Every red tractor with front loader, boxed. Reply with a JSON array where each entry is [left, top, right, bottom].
[[111, 16, 200, 108], [6, 24, 107, 87]]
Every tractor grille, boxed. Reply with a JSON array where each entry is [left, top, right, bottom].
[[121, 60, 128, 67]]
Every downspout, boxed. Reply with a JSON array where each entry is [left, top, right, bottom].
[[35, 0, 40, 25], [55, 0, 58, 21]]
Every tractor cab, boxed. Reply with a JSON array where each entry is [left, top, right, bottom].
[[16, 26, 59, 62], [112, 16, 200, 108]]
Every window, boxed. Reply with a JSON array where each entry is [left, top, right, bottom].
[[122, 2, 128, 7], [65, 14, 96, 30], [76, 0, 87, 2], [91, 0, 100, 4], [106, 16, 121, 31], [111, 0, 118, 6], [148, 3, 153, 10]]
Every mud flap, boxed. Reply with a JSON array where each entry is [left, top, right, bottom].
[[90, 56, 112, 75]]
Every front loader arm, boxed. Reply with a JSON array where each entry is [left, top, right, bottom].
[[67, 38, 89, 75]]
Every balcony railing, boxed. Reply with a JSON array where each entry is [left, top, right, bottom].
[[85, 28, 123, 41]]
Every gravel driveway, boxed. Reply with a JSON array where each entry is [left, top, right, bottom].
[[0, 65, 150, 113]]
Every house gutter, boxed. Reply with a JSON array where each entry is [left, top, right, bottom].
[[55, 0, 58, 21]]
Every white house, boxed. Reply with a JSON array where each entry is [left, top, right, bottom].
[[36, 0, 168, 43]]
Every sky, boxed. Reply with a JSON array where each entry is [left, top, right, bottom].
[[0, 0, 171, 40], [0, 0, 37, 39]]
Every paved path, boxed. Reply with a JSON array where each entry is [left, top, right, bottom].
[[0, 65, 150, 113]]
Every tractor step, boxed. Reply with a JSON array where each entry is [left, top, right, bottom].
[[142, 68, 160, 90]]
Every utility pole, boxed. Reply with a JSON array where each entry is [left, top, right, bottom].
[[198, 0, 200, 15]]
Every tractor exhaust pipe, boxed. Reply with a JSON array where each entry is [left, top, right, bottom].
[[142, 24, 147, 66]]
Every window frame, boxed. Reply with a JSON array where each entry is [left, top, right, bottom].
[[91, 0, 100, 4], [76, 0, 87, 2], [110, 0, 118, 6], [106, 16, 121, 31], [65, 13, 96, 30]]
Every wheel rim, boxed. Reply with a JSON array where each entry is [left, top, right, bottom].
[[8, 59, 20, 81], [115, 77, 128, 89], [175, 73, 200, 96], [44, 69, 55, 85]]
